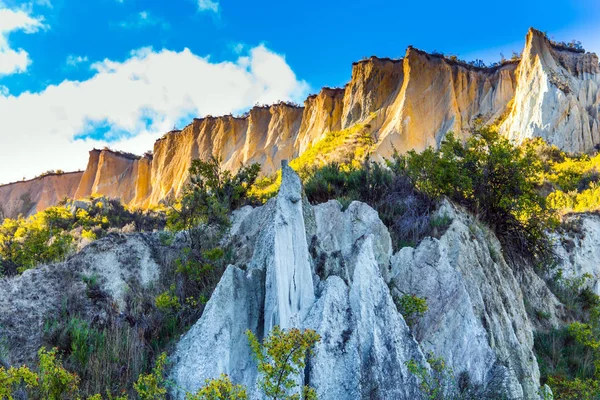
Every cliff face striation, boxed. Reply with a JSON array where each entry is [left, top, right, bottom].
[[0, 172, 83, 219], [74, 149, 153, 207], [2, 28, 599, 215], [502, 29, 600, 151]]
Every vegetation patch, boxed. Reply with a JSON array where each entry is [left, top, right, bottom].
[[0, 196, 165, 276]]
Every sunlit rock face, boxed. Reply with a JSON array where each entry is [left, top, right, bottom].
[[0, 171, 83, 219], [3, 28, 600, 215], [74, 149, 152, 206], [502, 28, 600, 152], [169, 165, 546, 399], [295, 87, 345, 156], [375, 49, 517, 156]]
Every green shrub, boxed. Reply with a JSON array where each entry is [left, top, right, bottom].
[[166, 156, 260, 246], [0, 364, 39, 400], [0, 198, 165, 275], [303, 161, 436, 250], [133, 353, 168, 400], [546, 376, 600, 400], [155, 285, 181, 312], [395, 294, 428, 328], [185, 374, 248, 400], [66, 318, 106, 369], [38, 347, 81, 400], [247, 326, 320, 400], [406, 352, 455, 400], [394, 127, 557, 264]]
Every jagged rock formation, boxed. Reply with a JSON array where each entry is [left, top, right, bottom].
[[502, 29, 600, 151], [0, 171, 83, 219], [391, 202, 541, 398], [169, 164, 548, 399], [2, 28, 600, 220], [74, 149, 153, 207], [2, 163, 595, 399]]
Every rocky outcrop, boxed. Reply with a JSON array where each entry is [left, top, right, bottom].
[[502, 28, 600, 152], [170, 164, 546, 399], [0, 171, 83, 219], [0, 233, 172, 365], [554, 213, 600, 294], [3, 162, 590, 398], [390, 202, 541, 398]]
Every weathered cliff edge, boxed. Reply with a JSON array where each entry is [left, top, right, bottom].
[[2, 28, 599, 218], [0, 171, 83, 219], [6, 164, 600, 398]]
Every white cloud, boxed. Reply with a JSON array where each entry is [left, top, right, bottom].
[[0, 5, 46, 76], [198, 0, 219, 13], [65, 54, 88, 67], [118, 10, 169, 30], [0, 45, 309, 184]]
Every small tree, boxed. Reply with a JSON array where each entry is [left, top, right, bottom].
[[134, 353, 168, 400], [167, 156, 260, 248], [247, 326, 320, 400]]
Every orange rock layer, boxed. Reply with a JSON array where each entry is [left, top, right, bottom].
[[2, 28, 600, 217]]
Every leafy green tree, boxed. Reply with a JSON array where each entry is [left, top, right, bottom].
[[167, 157, 260, 247], [394, 127, 556, 263], [247, 326, 320, 400]]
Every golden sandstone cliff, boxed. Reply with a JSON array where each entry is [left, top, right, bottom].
[[0, 172, 83, 218], [2, 28, 600, 217]]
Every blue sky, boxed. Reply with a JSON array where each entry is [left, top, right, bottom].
[[0, 0, 599, 184]]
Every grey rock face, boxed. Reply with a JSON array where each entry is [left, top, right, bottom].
[[390, 202, 540, 399], [170, 167, 546, 399], [553, 213, 600, 294], [0, 233, 168, 365], [1, 163, 557, 399], [170, 266, 265, 397]]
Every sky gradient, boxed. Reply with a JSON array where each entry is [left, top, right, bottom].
[[0, 0, 599, 184]]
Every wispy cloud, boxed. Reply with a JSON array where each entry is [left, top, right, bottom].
[[198, 0, 219, 13], [0, 5, 47, 76], [65, 54, 89, 67], [118, 11, 170, 30]]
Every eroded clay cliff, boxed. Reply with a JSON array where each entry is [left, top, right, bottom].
[[170, 164, 548, 399], [0, 172, 83, 219], [502, 28, 600, 151], [2, 28, 599, 215]]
